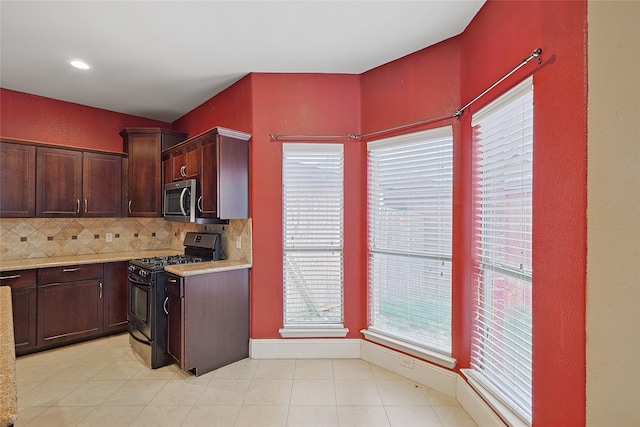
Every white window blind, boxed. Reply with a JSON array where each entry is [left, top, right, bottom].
[[467, 77, 533, 426], [367, 127, 453, 355], [282, 143, 344, 328]]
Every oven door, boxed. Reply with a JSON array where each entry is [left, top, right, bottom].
[[128, 273, 152, 340]]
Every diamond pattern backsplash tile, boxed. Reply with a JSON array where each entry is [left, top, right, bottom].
[[0, 217, 252, 263]]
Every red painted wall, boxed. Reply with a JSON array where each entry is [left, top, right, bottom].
[[170, 75, 253, 137], [249, 73, 363, 338], [461, 2, 587, 425], [0, 88, 169, 151], [361, 1, 586, 424]]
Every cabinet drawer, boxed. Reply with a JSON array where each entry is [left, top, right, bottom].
[[0, 270, 36, 289], [38, 264, 103, 285], [165, 274, 183, 297]]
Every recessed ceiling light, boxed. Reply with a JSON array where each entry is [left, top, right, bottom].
[[70, 60, 90, 70]]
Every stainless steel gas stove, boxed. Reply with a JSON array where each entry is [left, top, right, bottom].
[[128, 232, 222, 368]]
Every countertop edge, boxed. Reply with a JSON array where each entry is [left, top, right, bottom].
[[0, 252, 251, 276], [0, 250, 181, 271], [165, 261, 252, 277]]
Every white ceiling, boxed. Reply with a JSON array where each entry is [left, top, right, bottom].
[[0, 1, 485, 123]]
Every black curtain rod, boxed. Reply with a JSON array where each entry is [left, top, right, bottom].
[[269, 48, 543, 143]]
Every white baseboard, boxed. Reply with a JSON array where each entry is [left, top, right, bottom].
[[456, 376, 507, 427], [249, 338, 361, 359], [360, 339, 458, 397]]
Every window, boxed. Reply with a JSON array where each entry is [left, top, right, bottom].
[[281, 143, 346, 337], [365, 127, 453, 365], [464, 77, 533, 426]]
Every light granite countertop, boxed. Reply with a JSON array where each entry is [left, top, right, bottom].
[[165, 259, 252, 277], [0, 251, 251, 276], [0, 250, 181, 272], [0, 286, 17, 427]]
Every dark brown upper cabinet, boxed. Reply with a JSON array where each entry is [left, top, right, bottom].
[[36, 147, 83, 217], [0, 141, 36, 217], [83, 152, 123, 217], [35, 147, 123, 217], [162, 127, 250, 221], [121, 128, 188, 217]]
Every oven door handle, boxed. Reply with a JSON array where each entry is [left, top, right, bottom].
[[179, 187, 189, 216], [128, 324, 152, 346], [128, 275, 151, 287]]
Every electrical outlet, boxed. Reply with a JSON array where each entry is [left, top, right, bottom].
[[399, 357, 414, 369], [105, 232, 113, 242], [236, 236, 242, 249]]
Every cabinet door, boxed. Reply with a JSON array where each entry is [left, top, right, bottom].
[[171, 149, 186, 181], [165, 274, 184, 367], [83, 152, 122, 217], [36, 147, 82, 217], [0, 142, 36, 217], [161, 152, 173, 187], [124, 134, 162, 217], [171, 143, 200, 181], [198, 137, 219, 217], [184, 143, 201, 179], [37, 279, 104, 347], [103, 262, 128, 332], [0, 270, 37, 354], [217, 135, 249, 219]]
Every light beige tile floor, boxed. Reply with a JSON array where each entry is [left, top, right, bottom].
[[14, 333, 477, 426]]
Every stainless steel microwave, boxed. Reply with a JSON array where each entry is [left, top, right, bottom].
[[164, 179, 199, 222]]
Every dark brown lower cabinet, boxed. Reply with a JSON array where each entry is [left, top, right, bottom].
[[103, 262, 129, 332], [37, 264, 104, 347], [2, 262, 129, 355], [165, 269, 250, 376], [0, 270, 37, 355]]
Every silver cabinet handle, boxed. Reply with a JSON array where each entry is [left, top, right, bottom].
[[62, 267, 81, 272], [84, 199, 88, 214], [77, 199, 80, 214], [128, 200, 132, 214], [0, 275, 20, 280], [197, 196, 203, 213], [168, 278, 177, 283], [180, 165, 187, 177], [99, 282, 103, 299], [163, 296, 169, 315]]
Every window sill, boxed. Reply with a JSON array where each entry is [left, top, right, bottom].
[[461, 369, 530, 427], [360, 329, 457, 369], [279, 327, 349, 338]]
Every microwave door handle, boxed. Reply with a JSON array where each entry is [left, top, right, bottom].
[[179, 187, 189, 216]]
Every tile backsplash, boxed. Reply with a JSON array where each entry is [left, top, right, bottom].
[[0, 217, 252, 263]]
